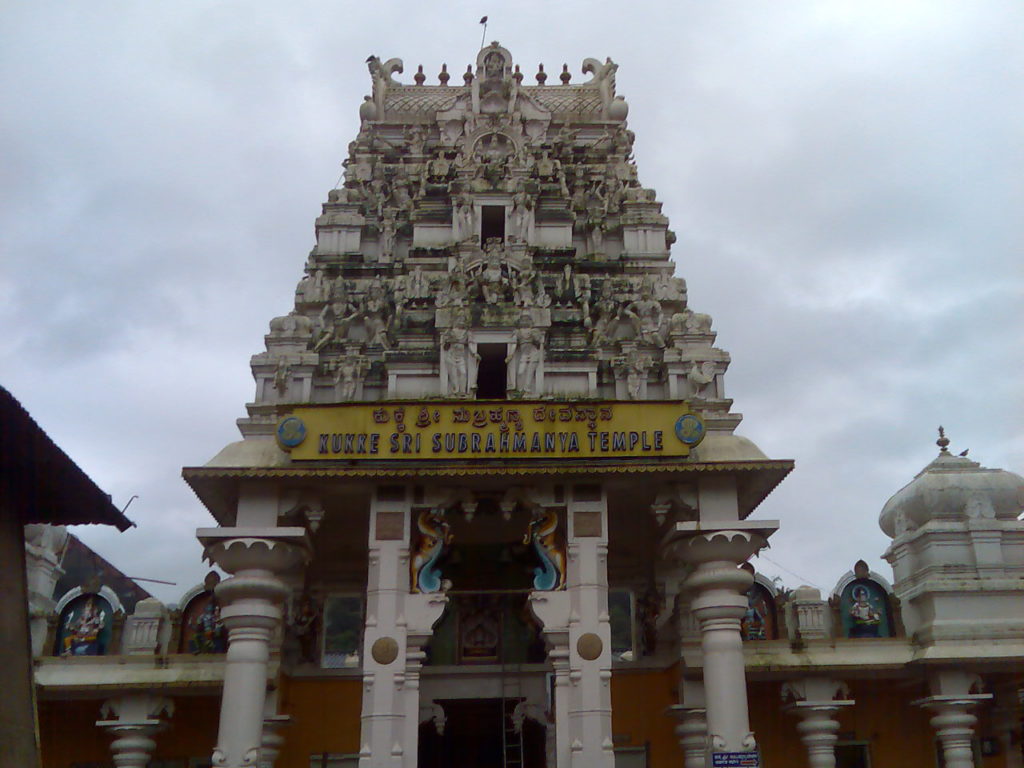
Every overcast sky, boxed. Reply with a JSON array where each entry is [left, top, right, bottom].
[[3, 1, 1021, 604]]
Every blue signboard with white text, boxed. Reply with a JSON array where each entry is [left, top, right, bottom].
[[711, 753, 760, 768]]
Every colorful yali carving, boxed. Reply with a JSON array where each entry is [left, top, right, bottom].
[[840, 579, 892, 638], [411, 508, 452, 593], [57, 595, 112, 656], [523, 508, 566, 591]]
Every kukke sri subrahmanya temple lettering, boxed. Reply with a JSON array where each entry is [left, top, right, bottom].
[[284, 400, 700, 460]]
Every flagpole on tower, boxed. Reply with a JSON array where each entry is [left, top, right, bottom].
[[479, 16, 488, 50]]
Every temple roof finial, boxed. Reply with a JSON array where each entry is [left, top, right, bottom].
[[937, 426, 950, 453]]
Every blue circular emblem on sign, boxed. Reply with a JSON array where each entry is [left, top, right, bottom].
[[674, 413, 705, 446], [276, 416, 307, 449]]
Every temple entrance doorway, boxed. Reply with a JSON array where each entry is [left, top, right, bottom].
[[418, 698, 547, 768]]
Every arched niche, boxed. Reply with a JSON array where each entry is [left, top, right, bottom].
[[178, 588, 227, 654], [53, 587, 120, 656], [831, 563, 895, 639], [740, 570, 779, 641]]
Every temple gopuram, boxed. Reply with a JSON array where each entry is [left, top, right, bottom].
[[25, 44, 1024, 768]]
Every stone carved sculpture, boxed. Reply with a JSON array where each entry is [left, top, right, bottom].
[[330, 356, 370, 401], [477, 239, 511, 304], [617, 351, 653, 401], [313, 296, 357, 352], [406, 266, 432, 301], [351, 278, 392, 348], [273, 358, 291, 395], [453, 194, 477, 242], [441, 315, 479, 397], [624, 285, 665, 348], [687, 360, 717, 399], [506, 314, 544, 396], [268, 312, 313, 338], [378, 207, 399, 262], [587, 281, 621, 347], [508, 188, 532, 242]]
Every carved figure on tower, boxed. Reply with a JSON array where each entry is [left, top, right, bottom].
[[625, 283, 665, 348], [441, 314, 479, 397], [506, 314, 544, 396]]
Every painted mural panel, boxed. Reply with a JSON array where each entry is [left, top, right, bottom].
[[56, 594, 113, 656], [179, 591, 226, 654], [840, 579, 893, 638], [741, 583, 776, 641]]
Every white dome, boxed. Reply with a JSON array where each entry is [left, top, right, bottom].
[[879, 446, 1024, 538]]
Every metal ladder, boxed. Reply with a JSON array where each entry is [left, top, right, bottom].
[[500, 603, 525, 768]]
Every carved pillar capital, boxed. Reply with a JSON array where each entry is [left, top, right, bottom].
[[669, 704, 708, 768], [669, 523, 777, 758], [914, 695, 992, 768], [782, 679, 855, 768], [97, 694, 173, 768], [197, 527, 310, 768]]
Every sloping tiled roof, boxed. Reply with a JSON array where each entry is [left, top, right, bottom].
[[0, 386, 133, 531]]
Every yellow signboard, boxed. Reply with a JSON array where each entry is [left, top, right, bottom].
[[276, 401, 705, 461]]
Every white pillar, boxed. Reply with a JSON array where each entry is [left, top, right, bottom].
[[674, 524, 775, 757], [564, 486, 614, 768], [359, 488, 447, 768], [781, 679, 854, 768], [260, 690, 290, 768], [198, 528, 310, 768], [97, 694, 173, 768], [530, 594, 571, 768], [670, 679, 708, 768], [670, 705, 708, 768], [527, 484, 613, 768], [914, 671, 992, 768]]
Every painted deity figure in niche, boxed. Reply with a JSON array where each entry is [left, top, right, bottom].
[[848, 585, 882, 638], [62, 596, 107, 656], [441, 316, 478, 397], [189, 595, 226, 654], [741, 587, 768, 641], [506, 314, 544, 396]]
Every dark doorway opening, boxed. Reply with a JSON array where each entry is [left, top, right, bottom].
[[481, 205, 506, 244], [418, 698, 547, 768], [476, 343, 507, 399]]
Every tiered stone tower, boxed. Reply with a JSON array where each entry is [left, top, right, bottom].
[[245, 42, 734, 426], [187, 43, 790, 768]]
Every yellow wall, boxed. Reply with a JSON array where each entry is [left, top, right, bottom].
[[750, 677, 945, 768], [276, 677, 363, 768], [39, 695, 220, 768], [611, 667, 683, 767]]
